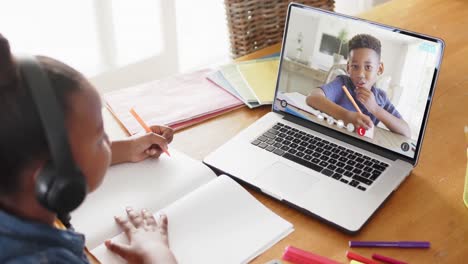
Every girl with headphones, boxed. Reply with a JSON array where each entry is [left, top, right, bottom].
[[0, 34, 177, 263]]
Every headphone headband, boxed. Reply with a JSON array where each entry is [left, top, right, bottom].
[[18, 57, 76, 174], [17, 56, 86, 216]]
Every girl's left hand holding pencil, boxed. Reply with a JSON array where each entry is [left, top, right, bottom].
[[111, 125, 174, 164]]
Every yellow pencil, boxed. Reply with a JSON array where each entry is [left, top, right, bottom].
[[130, 107, 171, 157], [342, 85, 363, 114]]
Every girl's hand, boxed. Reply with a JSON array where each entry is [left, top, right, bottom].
[[105, 208, 177, 264], [128, 125, 174, 162], [149, 125, 174, 145], [111, 125, 174, 164]]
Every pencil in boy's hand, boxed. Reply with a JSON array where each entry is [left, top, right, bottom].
[[342, 85, 367, 135], [342, 85, 363, 114], [129, 107, 171, 157]]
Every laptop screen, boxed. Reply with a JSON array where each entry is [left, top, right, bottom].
[[274, 4, 444, 160]]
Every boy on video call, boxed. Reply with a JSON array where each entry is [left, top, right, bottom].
[[306, 34, 410, 138]]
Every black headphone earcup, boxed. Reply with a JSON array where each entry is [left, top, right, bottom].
[[36, 162, 87, 214], [47, 175, 87, 214], [35, 161, 55, 210]]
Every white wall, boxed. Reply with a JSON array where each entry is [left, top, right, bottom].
[[284, 8, 320, 63], [397, 42, 440, 139]]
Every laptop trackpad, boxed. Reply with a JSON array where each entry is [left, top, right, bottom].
[[255, 162, 320, 199]]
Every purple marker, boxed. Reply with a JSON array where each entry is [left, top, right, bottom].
[[349, 241, 430, 248]]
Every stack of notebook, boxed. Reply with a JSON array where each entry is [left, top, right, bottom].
[[207, 57, 280, 108], [104, 69, 244, 135], [104, 57, 279, 135]]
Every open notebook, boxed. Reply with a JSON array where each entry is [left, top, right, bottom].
[[71, 149, 293, 264]]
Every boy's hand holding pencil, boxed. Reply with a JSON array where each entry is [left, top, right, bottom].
[[342, 85, 373, 132]]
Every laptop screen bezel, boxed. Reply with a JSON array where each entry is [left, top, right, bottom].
[[271, 3, 445, 166]]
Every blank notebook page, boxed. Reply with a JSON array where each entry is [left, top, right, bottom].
[[71, 149, 216, 249], [91, 175, 294, 264]]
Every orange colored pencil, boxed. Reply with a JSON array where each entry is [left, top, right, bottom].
[[130, 108, 151, 132], [342, 85, 363, 114], [130, 107, 171, 157]]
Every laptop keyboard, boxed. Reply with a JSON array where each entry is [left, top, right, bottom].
[[251, 122, 389, 191]]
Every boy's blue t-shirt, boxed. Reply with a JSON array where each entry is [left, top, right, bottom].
[[0, 210, 90, 264], [320, 75, 402, 125]]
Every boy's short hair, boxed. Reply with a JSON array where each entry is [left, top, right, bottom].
[[348, 34, 381, 57]]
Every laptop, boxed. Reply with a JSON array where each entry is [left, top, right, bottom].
[[204, 3, 444, 233]]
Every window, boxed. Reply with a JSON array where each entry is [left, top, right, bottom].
[[319, 33, 348, 59], [1, 0, 230, 92]]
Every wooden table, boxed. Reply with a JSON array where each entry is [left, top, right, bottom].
[[104, 0, 468, 262]]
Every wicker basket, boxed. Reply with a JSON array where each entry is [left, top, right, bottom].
[[225, 0, 335, 58]]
